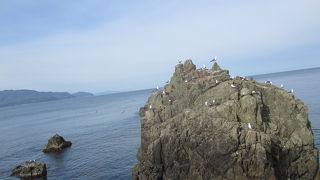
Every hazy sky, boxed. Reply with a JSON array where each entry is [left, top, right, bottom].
[[1, 0, 320, 93]]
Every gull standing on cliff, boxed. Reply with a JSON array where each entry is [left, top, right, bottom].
[[248, 123, 252, 129]]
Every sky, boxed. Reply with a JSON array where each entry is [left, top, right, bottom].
[[0, 0, 320, 93]]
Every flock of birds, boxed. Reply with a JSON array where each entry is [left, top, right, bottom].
[[151, 57, 295, 130]]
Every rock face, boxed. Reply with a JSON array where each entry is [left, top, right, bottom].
[[132, 60, 319, 180], [43, 134, 72, 153], [11, 161, 47, 179]]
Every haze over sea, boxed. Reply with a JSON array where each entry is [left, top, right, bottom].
[[0, 67, 320, 180]]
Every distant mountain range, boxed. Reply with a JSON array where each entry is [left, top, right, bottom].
[[0, 90, 94, 108], [95, 90, 121, 96]]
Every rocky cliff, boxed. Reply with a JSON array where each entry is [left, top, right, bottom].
[[132, 60, 319, 180]]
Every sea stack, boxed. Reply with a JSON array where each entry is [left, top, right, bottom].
[[132, 60, 319, 179], [11, 161, 47, 179], [43, 134, 72, 153]]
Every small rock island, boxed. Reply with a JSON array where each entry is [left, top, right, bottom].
[[43, 134, 72, 153], [133, 60, 319, 179], [11, 161, 47, 179]]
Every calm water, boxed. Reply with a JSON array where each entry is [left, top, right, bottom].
[[0, 89, 152, 180], [0, 68, 320, 180]]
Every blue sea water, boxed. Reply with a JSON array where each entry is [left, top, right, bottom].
[[0, 67, 320, 180]]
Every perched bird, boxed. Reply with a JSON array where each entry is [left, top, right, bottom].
[[212, 99, 216, 105], [156, 86, 159, 90], [162, 90, 166, 95], [265, 80, 272, 84], [203, 64, 206, 69], [205, 101, 208, 106], [248, 123, 252, 129], [149, 105, 153, 109], [290, 89, 294, 93], [169, 99, 172, 102], [231, 84, 236, 88], [185, 80, 188, 83], [215, 80, 219, 84], [280, 84, 284, 88], [252, 90, 256, 94], [210, 56, 218, 62]]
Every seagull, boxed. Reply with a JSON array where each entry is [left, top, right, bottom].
[[162, 90, 166, 95], [231, 84, 236, 88], [156, 86, 159, 90], [212, 99, 216, 105], [149, 105, 153, 109], [205, 101, 208, 106], [210, 56, 218, 62], [290, 89, 294, 93], [252, 90, 256, 94], [265, 80, 272, 84], [169, 99, 172, 102], [203, 64, 206, 69], [280, 84, 284, 88], [215, 80, 219, 84], [185, 80, 188, 83], [248, 123, 252, 129]]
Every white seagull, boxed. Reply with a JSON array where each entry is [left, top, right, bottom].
[[252, 90, 256, 94], [215, 80, 219, 84], [290, 89, 294, 93], [231, 84, 236, 88], [210, 56, 218, 62], [149, 105, 153, 109], [248, 123, 252, 129], [280, 84, 284, 88], [162, 90, 166, 95], [212, 99, 216, 105], [185, 80, 188, 83], [205, 101, 208, 106], [156, 86, 159, 90]]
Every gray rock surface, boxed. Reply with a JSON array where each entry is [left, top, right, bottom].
[[11, 161, 47, 179], [132, 60, 319, 180], [43, 134, 72, 153]]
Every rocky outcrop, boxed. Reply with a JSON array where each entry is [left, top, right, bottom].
[[11, 161, 47, 179], [132, 60, 319, 180], [43, 134, 72, 153], [139, 105, 148, 117]]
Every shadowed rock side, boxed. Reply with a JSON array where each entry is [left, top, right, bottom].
[[11, 161, 47, 179], [43, 134, 72, 153], [132, 60, 319, 180]]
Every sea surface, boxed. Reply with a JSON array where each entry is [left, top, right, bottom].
[[0, 67, 320, 180]]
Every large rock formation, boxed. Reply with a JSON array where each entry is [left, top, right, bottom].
[[11, 161, 47, 179], [132, 60, 319, 180], [43, 134, 72, 153]]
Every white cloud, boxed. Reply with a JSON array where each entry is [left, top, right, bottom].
[[0, 0, 320, 92]]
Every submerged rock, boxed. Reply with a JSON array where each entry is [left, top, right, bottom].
[[11, 161, 47, 179], [133, 60, 319, 179], [43, 134, 72, 153]]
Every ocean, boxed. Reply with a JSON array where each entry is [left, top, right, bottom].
[[0, 67, 320, 180]]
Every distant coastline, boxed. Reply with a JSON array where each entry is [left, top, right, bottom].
[[0, 90, 94, 108]]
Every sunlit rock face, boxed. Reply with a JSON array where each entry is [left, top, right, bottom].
[[133, 60, 319, 180]]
